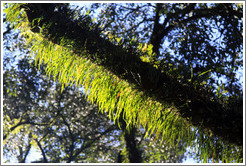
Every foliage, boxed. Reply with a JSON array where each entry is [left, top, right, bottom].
[[3, 48, 187, 163], [3, 3, 243, 163], [91, 3, 243, 99], [3, 19, 186, 163], [3, 58, 118, 162]]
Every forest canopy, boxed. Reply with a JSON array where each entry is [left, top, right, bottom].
[[2, 2, 244, 163]]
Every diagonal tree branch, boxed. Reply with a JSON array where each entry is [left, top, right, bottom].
[[20, 3, 242, 146], [35, 138, 48, 163]]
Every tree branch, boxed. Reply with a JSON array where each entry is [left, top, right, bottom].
[[60, 113, 76, 163], [21, 3, 243, 146], [35, 138, 48, 163], [155, 3, 242, 48], [70, 125, 116, 162], [19, 137, 32, 163]]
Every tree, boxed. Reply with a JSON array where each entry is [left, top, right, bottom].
[[3, 18, 186, 163], [3, 47, 186, 163], [2, 46, 118, 162], [3, 3, 243, 162]]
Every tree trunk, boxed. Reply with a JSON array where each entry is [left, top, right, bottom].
[[118, 111, 142, 163]]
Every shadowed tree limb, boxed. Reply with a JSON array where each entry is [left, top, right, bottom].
[[20, 3, 243, 146]]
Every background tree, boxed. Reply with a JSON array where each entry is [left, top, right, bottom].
[[3, 2, 243, 163]]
